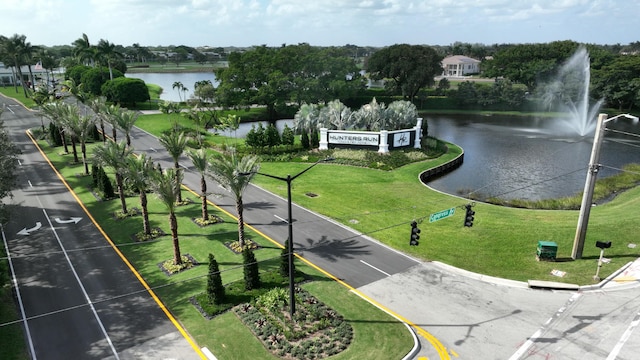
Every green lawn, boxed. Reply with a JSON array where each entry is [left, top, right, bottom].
[[131, 110, 640, 285], [31, 138, 414, 360]]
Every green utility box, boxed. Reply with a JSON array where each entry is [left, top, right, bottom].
[[536, 241, 557, 261]]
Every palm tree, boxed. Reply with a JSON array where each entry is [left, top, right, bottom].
[[319, 99, 354, 130], [103, 103, 122, 142], [93, 141, 132, 214], [293, 103, 320, 137], [72, 33, 94, 66], [96, 39, 124, 80], [88, 96, 108, 142], [207, 148, 259, 248], [172, 81, 184, 102], [63, 104, 96, 174], [1, 34, 32, 96], [63, 78, 89, 105], [149, 168, 183, 265], [159, 131, 187, 203], [32, 86, 55, 131], [40, 101, 69, 153], [115, 108, 138, 147], [124, 153, 154, 236], [186, 148, 210, 222], [57, 104, 80, 164]]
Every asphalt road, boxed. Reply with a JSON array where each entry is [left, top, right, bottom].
[[1, 96, 200, 359]]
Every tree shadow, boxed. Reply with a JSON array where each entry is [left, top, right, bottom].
[[297, 235, 371, 262]]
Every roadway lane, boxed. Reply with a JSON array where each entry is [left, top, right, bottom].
[[126, 123, 421, 289], [1, 95, 201, 359]]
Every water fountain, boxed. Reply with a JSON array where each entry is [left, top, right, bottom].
[[541, 46, 603, 137]]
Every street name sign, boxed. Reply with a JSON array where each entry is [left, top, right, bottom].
[[429, 207, 455, 223]]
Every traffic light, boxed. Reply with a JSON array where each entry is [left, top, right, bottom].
[[464, 204, 475, 227], [410, 221, 420, 246]]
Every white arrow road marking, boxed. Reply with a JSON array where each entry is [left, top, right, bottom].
[[17, 222, 42, 236], [54, 217, 83, 224]]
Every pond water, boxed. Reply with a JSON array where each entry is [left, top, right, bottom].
[[426, 114, 640, 201], [125, 72, 218, 102]]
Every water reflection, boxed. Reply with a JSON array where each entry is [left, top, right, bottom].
[[426, 114, 640, 201]]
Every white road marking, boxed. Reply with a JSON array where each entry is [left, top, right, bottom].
[[360, 259, 392, 277], [607, 310, 640, 360], [17, 222, 42, 236], [274, 214, 288, 223], [509, 292, 582, 360], [54, 217, 83, 224], [0, 224, 37, 359], [43, 208, 120, 359]]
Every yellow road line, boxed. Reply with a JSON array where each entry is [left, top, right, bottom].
[[26, 130, 207, 359], [183, 186, 452, 359], [30, 133, 451, 359]]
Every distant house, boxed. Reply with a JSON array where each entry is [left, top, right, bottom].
[[441, 55, 481, 77]]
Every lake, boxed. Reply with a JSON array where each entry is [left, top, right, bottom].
[[426, 114, 640, 201], [125, 72, 218, 102]]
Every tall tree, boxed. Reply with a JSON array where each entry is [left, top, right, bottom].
[[0, 113, 20, 224], [172, 81, 185, 102], [124, 153, 155, 236], [96, 39, 124, 80], [207, 149, 259, 248], [367, 44, 442, 102], [63, 104, 95, 174], [72, 33, 95, 66], [159, 131, 188, 203], [1, 34, 36, 96], [149, 168, 183, 265], [114, 108, 138, 147], [40, 101, 69, 153], [92, 140, 132, 214], [186, 148, 210, 222], [88, 96, 108, 142]]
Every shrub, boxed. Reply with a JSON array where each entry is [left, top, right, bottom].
[[48, 121, 62, 146], [206, 253, 225, 304], [242, 248, 261, 290], [300, 132, 310, 149], [281, 124, 295, 147], [279, 239, 293, 278]]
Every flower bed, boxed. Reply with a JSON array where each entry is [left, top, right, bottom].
[[234, 288, 353, 359]]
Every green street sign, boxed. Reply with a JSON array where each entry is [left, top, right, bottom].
[[429, 207, 455, 223]]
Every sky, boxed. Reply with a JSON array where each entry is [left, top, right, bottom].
[[2, 0, 639, 48]]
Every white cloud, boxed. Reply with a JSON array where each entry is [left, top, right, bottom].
[[1, 0, 638, 47]]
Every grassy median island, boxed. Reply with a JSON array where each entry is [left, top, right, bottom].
[[34, 137, 414, 359]]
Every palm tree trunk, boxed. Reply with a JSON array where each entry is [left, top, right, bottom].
[[81, 142, 89, 175], [174, 164, 182, 203], [170, 212, 182, 265], [112, 126, 117, 142], [140, 191, 150, 235], [100, 120, 106, 143], [116, 173, 128, 214], [60, 129, 69, 153], [236, 199, 245, 248], [70, 136, 79, 163], [201, 175, 208, 221]]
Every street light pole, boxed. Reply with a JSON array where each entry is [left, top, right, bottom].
[[245, 157, 332, 316], [572, 113, 639, 259], [285, 174, 295, 316]]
